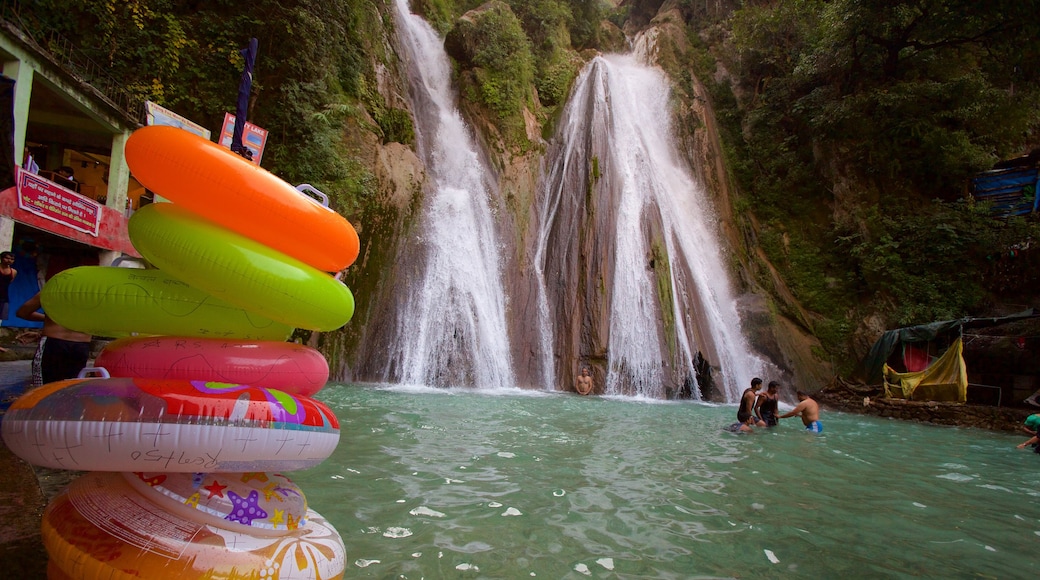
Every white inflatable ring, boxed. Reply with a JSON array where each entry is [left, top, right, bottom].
[[1, 377, 340, 472]]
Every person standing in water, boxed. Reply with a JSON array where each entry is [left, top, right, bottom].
[[738, 378, 766, 426], [576, 366, 594, 395], [779, 390, 823, 433], [755, 380, 781, 427]]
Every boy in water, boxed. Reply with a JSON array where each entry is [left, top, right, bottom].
[[779, 390, 822, 433]]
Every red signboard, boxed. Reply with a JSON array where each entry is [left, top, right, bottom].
[[16, 168, 102, 236]]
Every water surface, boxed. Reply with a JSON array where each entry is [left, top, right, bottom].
[[298, 385, 1038, 578]]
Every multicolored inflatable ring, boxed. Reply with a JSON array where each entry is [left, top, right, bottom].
[[123, 471, 309, 536], [124, 124, 359, 273], [1, 377, 340, 472]]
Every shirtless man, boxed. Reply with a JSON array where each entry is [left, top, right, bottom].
[[779, 390, 822, 433], [17, 291, 92, 386], [738, 378, 766, 427], [576, 366, 594, 395]]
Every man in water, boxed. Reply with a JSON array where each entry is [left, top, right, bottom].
[[576, 366, 593, 395], [755, 380, 781, 427], [779, 390, 822, 432], [738, 378, 766, 426]]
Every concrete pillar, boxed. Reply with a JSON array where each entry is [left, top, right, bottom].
[[0, 216, 13, 253], [2, 58, 32, 165], [1, 60, 31, 254], [107, 130, 131, 214]]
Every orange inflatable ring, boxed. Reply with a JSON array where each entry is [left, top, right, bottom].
[[2, 377, 340, 472], [43, 471, 346, 580], [124, 125, 359, 273], [95, 336, 329, 395]]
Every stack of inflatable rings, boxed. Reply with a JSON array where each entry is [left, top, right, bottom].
[[2, 125, 362, 579]]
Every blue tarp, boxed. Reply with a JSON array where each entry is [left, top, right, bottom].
[[970, 167, 1039, 217]]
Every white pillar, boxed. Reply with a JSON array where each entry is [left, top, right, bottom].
[[2, 58, 33, 165], [1, 60, 32, 254]]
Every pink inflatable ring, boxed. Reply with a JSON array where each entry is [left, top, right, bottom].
[[95, 336, 330, 396]]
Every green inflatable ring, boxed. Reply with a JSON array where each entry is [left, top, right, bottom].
[[128, 203, 355, 331], [41, 266, 294, 340]]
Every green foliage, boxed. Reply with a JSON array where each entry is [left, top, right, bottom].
[[467, 4, 535, 119], [19, 0, 382, 218], [719, 0, 1040, 356], [836, 200, 1037, 325]]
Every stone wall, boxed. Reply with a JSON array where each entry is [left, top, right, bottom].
[[815, 377, 1032, 434]]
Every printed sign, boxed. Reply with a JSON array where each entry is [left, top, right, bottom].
[[219, 113, 268, 165], [16, 167, 102, 236], [145, 101, 211, 139]]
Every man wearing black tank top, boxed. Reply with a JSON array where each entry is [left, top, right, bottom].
[[756, 381, 781, 427]]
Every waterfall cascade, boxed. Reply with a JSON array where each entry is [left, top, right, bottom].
[[351, 6, 768, 401], [377, 0, 517, 388], [534, 47, 767, 401]]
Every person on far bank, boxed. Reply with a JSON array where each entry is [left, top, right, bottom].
[[16, 291, 92, 387], [739, 377, 767, 427], [779, 390, 823, 433], [576, 366, 594, 395], [1015, 413, 1040, 452], [755, 380, 781, 427], [0, 250, 16, 319]]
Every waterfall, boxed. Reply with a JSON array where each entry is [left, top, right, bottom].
[[535, 51, 767, 401], [380, 0, 516, 388]]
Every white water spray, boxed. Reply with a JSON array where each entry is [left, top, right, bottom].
[[387, 0, 516, 388], [536, 50, 767, 400]]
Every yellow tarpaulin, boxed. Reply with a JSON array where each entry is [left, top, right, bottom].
[[883, 337, 967, 403]]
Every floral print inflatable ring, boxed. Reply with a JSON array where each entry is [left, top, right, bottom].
[[43, 471, 345, 579]]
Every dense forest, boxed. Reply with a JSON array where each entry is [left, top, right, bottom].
[[12, 0, 1040, 375]]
